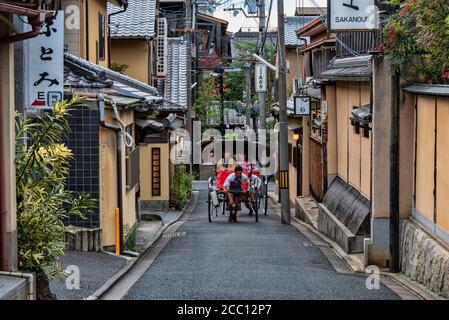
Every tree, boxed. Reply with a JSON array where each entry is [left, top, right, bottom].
[[15, 97, 96, 299], [193, 74, 220, 130], [226, 40, 277, 109], [383, 0, 449, 83]]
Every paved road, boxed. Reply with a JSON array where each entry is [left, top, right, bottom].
[[125, 188, 400, 300]]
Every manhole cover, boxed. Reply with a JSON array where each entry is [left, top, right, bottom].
[[303, 242, 330, 248], [162, 232, 186, 239]]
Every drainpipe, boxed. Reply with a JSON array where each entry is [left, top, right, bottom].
[[0, 3, 53, 43], [0, 271, 35, 300], [0, 68, 8, 271], [107, 1, 129, 68], [98, 95, 124, 254]]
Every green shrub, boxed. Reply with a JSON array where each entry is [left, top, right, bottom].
[[15, 97, 96, 281], [173, 165, 193, 205]]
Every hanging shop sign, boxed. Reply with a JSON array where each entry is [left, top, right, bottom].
[[255, 63, 267, 93], [294, 96, 311, 116], [25, 11, 64, 112], [328, 0, 379, 31]]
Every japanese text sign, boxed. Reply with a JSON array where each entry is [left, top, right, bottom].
[[26, 11, 64, 110], [255, 63, 267, 93]]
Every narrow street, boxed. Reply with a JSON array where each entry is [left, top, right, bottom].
[[118, 185, 400, 300], [2, 0, 449, 304]]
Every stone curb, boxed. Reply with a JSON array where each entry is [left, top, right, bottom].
[[85, 191, 199, 300], [267, 193, 440, 301]]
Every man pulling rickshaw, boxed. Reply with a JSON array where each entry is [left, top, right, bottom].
[[223, 165, 262, 223]]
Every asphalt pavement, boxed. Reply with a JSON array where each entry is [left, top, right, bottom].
[[49, 251, 128, 300], [124, 188, 400, 300]]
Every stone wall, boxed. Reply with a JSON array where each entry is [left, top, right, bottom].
[[65, 228, 102, 252], [400, 220, 449, 298]]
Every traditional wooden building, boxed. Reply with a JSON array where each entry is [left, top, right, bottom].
[[108, 0, 157, 84], [63, 52, 162, 251]]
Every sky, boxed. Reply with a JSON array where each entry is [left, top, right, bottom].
[[214, 0, 328, 33]]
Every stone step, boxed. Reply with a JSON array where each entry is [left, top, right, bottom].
[[295, 196, 319, 230]]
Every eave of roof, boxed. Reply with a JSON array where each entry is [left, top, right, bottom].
[[197, 13, 229, 27], [298, 38, 335, 52], [64, 53, 161, 110], [403, 84, 449, 97], [297, 17, 326, 37], [317, 55, 373, 82]]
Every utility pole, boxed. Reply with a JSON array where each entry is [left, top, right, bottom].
[[258, 0, 266, 130], [390, 71, 400, 273], [277, 0, 290, 224], [185, 0, 193, 166], [246, 62, 252, 128]]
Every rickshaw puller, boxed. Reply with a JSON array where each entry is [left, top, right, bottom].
[[223, 165, 249, 223]]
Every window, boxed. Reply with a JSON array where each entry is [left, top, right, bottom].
[[152, 148, 161, 196], [98, 12, 105, 61]]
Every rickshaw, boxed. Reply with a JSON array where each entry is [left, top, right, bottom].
[[204, 138, 271, 223]]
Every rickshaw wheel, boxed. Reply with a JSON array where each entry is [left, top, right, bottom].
[[222, 195, 226, 215], [208, 191, 212, 223], [254, 192, 259, 223], [264, 180, 268, 215]]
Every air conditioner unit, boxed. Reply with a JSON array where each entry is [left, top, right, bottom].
[[156, 18, 168, 77]]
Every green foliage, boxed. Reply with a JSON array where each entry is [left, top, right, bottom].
[[194, 75, 220, 130], [110, 61, 129, 74], [231, 40, 277, 108], [173, 165, 193, 205], [223, 132, 240, 139], [383, 0, 449, 83], [124, 224, 139, 252], [16, 97, 96, 280]]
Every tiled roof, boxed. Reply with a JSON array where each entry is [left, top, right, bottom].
[[64, 53, 161, 111], [285, 16, 316, 46], [108, 0, 157, 39], [318, 55, 373, 81], [161, 37, 189, 111]]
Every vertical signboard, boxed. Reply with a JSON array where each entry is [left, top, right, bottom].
[[255, 63, 267, 93], [328, 0, 379, 31], [26, 11, 64, 112]]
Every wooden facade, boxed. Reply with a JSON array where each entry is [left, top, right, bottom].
[[413, 94, 449, 234], [333, 81, 371, 200]]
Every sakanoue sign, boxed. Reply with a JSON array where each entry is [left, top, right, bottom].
[[328, 0, 379, 31], [25, 11, 64, 111]]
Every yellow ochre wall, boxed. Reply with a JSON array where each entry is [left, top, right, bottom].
[[100, 108, 137, 247], [86, 0, 109, 67], [335, 81, 371, 200], [64, 0, 117, 66], [287, 118, 301, 206], [286, 49, 300, 97], [111, 40, 150, 84], [139, 144, 170, 201]]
